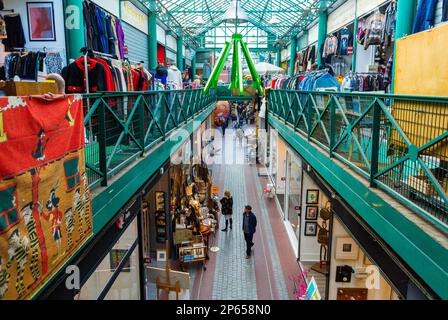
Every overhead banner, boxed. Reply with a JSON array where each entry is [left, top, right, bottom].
[[0, 95, 92, 300]]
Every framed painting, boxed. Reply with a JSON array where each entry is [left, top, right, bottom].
[[109, 249, 131, 272], [304, 222, 317, 236], [335, 237, 359, 260], [306, 189, 319, 204], [27, 2, 56, 41], [305, 206, 319, 221]]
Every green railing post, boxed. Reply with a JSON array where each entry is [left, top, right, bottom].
[[138, 95, 145, 155], [329, 97, 336, 158], [370, 100, 381, 188], [98, 100, 108, 187], [306, 95, 312, 142]]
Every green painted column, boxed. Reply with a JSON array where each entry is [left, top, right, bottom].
[[351, 0, 358, 71], [191, 52, 196, 79], [395, 0, 417, 39], [177, 30, 184, 71], [64, 0, 85, 60], [148, 0, 158, 70], [317, 1, 328, 67], [289, 36, 297, 77], [276, 48, 281, 67], [391, 0, 417, 93]]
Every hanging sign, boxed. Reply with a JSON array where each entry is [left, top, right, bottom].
[[121, 1, 149, 34]]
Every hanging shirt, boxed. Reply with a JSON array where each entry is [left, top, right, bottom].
[[337, 28, 352, 56], [412, 0, 438, 34], [62, 57, 107, 93], [2, 14, 26, 52]]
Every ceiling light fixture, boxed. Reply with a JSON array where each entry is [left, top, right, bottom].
[[223, 0, 249, 24]]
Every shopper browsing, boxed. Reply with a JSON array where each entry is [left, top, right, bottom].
[[242, 205, 257, 259], [220, 191, 233, 232]]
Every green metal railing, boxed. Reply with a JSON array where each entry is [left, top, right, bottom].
[[82, 89, 216, 189], [268, 90, 448, 227]]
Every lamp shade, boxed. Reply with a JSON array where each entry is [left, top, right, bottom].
[[268, 15, 281, 24], [223, 0, 249, 24], [195, 15, 205, 24]]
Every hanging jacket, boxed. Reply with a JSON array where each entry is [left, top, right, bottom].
[[2, 14, 25, 51], [115, 19, 126, 59], [62, 57, 107, 93], [412, 0, 438, 34], [167, 65, 183, 89]]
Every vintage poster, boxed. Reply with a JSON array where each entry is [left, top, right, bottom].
[[0, 95, 92, 300]]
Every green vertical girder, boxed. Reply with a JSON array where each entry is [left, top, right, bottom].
[[236, 40, 244, 95], [240, 38, 263, 95], [204, 41, 231, 94], [64, 0, 86, 60], [203, 33, 263, 96]]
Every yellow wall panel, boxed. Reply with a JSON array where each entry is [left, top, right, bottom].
[[394, 24, 448, 96]]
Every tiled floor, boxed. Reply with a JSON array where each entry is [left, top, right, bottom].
[[151, 128, 301, 300]]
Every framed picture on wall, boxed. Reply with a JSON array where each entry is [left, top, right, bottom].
[[304, 222, 317, 236], [157, 249, 167, 262], [109, 249, 131, 272], [306, 189, 319, 204], [305, 206, 319, 220], [335, 237, 359, 260], [26, 2, 56, 41]]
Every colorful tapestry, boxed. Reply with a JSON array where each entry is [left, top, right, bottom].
[[0, 95, 92, 300]]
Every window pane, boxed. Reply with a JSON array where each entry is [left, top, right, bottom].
[[78, 217, 138, 299]]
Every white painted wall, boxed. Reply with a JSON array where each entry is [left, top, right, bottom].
[[328, 218, 397, 300], [91, 0, 120, 17], [166, 34, 177, 52], [299, 172, 328, 262], [156, 23, 166, 44], [1, 0, 67, 64], [327, 0, 355, 33], [308, 24, 319, 44], [357, 0, 389, 18]]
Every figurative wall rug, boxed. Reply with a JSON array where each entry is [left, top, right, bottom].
[[0, 95, 92, 300]]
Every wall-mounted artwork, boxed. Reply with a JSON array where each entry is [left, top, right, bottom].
[[27, 2, 56, 41]]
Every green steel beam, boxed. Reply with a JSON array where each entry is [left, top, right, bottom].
[[290, 36, 297, 77], [276, 47, 281, 67], [64, 0, 85, 60], [269, 115, 448, 299], [352, 0, 358, 71], [317, 0, 328, 67], [177, 29, 184, 70], [148, 0, 158, 69]]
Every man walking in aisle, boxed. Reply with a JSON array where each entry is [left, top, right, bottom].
[[242, 205, 257, 259]]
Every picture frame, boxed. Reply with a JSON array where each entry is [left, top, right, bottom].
[[304, 222, 317, 236], [306, 189, 319, 204], [157, 249, 167, 262], [26, 2, 56, 41], [305, 206, 319, 221], [335, 237, 359, 260], [109, 249, 131, 272]]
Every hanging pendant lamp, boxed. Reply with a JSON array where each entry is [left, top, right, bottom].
[[223, 0, 249, 24]]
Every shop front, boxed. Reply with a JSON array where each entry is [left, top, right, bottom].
[[272, 126, 406, 300]]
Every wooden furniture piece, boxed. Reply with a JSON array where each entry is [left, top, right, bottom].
[[337, 288, 368, 300], [0, 80, 58, 96], [146, 241, 190, 300], [178, 234, 207, 272]]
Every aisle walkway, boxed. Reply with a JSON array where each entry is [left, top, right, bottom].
[[189, 128, 301, 300]]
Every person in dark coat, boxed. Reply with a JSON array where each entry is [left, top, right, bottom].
[[242, 205, 257, 259], [220, 191, 233, 231], [221, 114, 229, 136]]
